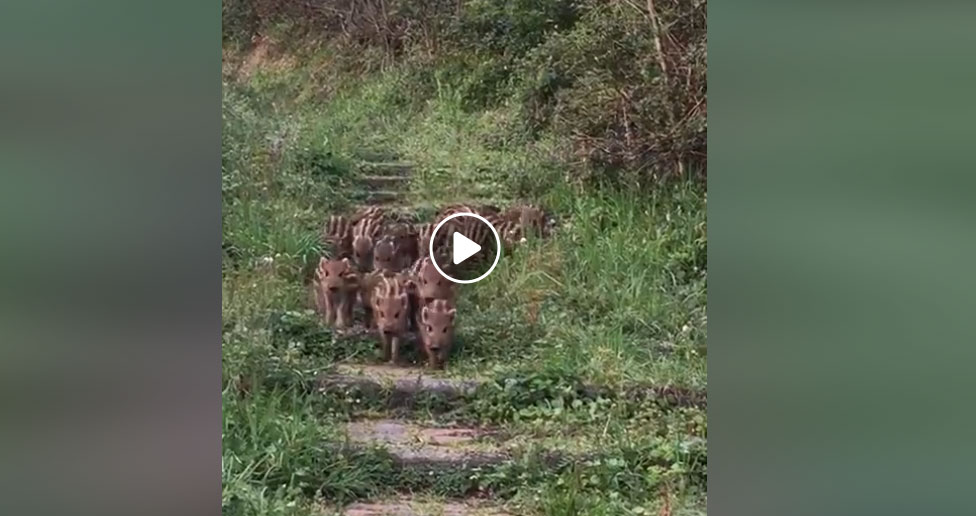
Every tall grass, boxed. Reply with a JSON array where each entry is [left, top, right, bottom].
[[222, 0, 706, 183], [447, 185, 706, 386], [222, 387, 396, 516]]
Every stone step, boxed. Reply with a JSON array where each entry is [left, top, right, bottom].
[[317, 364, 705, 410], [345, 420, 507, 470], [341, 497, 509, 516], [318, 364, 479, 409], [361, 190, 402, 204], [339, 418, 700, 478], [359, 161, 415, 176], [335, 363, 468, 382], [362, 174, 411, 188]]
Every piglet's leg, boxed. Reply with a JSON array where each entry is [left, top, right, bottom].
[[363, 306, 374, 329], [380, 333, 392, 362], [389, 336, 401, 365], [323, 292, 337, 325], [426, 350, 440, 369], [419, 335, 437, 369], [346, 293, 356, 326], [336, 294, 353, 328]]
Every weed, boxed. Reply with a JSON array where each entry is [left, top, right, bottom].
[[222, 387, 396, 515]]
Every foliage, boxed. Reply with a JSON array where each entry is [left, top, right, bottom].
[[222, 387, 396, 515], [516, 0, 706, 181], [221, 0, 706, 185]]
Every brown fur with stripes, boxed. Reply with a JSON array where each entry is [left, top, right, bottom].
[[411, 256, 456, 305], [385, 222, 420, 270], [322, 216, 353, 258], [352, 216, 382, 271], [416, 299, 457, 369], [371, 276, 415, 363], [313, 257, 358, 328], [318, 202, 553, 363], [357, 270, 384, 329]]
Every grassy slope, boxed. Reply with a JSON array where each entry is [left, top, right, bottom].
[[222, 43, 706, 516]]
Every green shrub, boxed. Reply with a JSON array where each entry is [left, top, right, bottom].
[[222, 0, 706, 186]]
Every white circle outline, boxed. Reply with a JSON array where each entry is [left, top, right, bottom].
[[429, 212, 501, 284]]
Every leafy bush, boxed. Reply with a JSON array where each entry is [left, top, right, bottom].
[[516, 1, 705, 183], [221, 0, 706, 186]]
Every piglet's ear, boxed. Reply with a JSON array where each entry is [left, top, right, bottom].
[[341, 257, 351, 266], [399, 293, 409, 308], [421, 306, 429, 323], [318, 257, 328, 267], [447, 308, 456, 321]]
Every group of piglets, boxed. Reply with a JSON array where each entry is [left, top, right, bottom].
[[313, 256, 457, 369]]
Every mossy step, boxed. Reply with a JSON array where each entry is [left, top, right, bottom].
[[358, 162, 415, 176], [340, 497, 509, 516], [318, 364, 706, 409], [360, 190, 402, 204], [319, 364, 479, 409], [334, 364, 479, 382], [339, 419, 700, 481], [345, 420, 507, 470], [362, 175, 411, 187]]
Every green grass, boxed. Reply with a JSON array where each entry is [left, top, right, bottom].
[[222, 387, 397, 516], [222, 43, 705, 516], [446, 185, 706, 387]]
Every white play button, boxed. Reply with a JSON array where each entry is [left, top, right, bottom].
[[429, 212, 501, 284], [452, 231, 482, 264]]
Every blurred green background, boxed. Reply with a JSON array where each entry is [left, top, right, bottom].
[[1, 0, 974, 515], [710, 2, 976, 515]]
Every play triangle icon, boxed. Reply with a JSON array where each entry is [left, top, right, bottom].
[[452, 231, 481, 264]]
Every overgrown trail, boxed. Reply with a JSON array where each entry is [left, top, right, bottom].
[[223, 34, 707, 514], [323, 157, 518, 514], [310, 158, 706, 515], [354, 160, 414, 207]]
